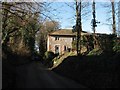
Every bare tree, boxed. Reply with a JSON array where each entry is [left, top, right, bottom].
[[76, 0, 82, 55], [111, 0, 116, 34], [74, 0, 90, 55], [101, 0, 117, 35], [118, 1, 120, 36]]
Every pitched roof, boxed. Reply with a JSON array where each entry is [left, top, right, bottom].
[[49, 29, 89, 36]]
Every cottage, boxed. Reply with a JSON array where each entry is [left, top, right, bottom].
[[47, 29, 88, 55]]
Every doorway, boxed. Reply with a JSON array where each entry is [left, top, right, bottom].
[[55, 45, 59, 55]]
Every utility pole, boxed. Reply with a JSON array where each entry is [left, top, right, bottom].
[[92, 0, 100, 48], [92, 0, 96, 34], [76, 0, 82, 56]]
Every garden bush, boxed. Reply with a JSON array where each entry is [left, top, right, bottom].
[[44, 51, 55, 68], [44, 51, 55, 60]]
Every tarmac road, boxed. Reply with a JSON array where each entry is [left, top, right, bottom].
[[15, 61, 86, 88]]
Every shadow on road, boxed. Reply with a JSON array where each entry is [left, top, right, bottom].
[[2, 53, 86, 89]]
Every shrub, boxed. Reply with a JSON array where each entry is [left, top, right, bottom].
[[97, 34, 115, 52], [44, 51, 55, 68], [44, 51, 55, 60]]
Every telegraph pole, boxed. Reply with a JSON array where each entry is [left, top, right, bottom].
[[92, 0, 100, 48], [92, 0, 96, 34]]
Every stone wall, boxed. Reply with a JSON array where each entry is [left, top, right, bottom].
[[47, 35, 73, 55]]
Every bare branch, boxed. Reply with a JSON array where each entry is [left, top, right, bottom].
[[65, 2, 75, 11]]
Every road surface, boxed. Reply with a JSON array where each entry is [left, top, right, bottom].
[[15, 61, 86, 88]]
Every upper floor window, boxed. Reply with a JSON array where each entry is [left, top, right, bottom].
[[55, 36, 59, 40]]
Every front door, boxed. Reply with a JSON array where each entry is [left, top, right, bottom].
[[55, 45, 59, 55]]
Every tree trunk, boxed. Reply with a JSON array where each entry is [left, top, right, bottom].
[[76, 0, 82, 55], [79, 1, 82, 54], [111, 1, 116, 34], [76, 0, 79, 55]]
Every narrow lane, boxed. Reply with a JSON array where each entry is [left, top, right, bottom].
[[15, 61, 86, 88]]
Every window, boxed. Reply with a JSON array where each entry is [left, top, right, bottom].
[[55, 36, 59, 40], [73, 37, 76, 41]]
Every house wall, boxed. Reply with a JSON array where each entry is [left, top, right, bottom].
[[47, 35, 74, 55]]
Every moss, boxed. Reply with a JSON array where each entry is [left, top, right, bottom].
[[87, 48, 103, 56], [113, 42, 120, 53]]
